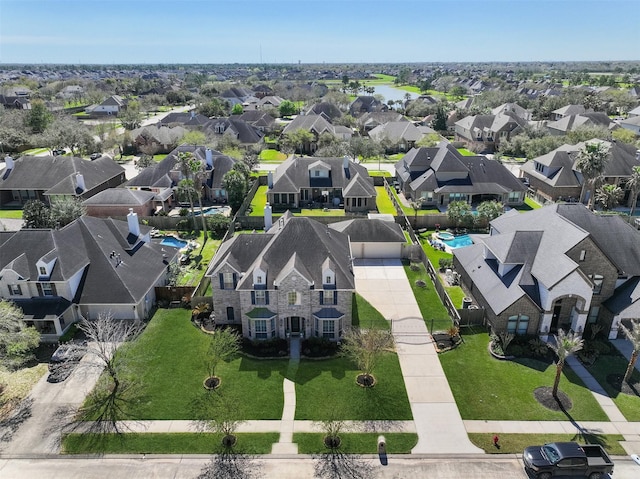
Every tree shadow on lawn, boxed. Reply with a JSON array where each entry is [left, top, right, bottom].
[[236, 357, 289, 380]]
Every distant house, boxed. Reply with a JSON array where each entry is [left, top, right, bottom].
[[357, 111, 407, 132], [125, 145, 236, 205], [257, 96, 285, 110], [206, 212, 354, 340], [368, 121, 431, 153], [130, 124, 187, 154], [394, 141, 526, 207], [57, 85, 84, 101], [266, 155, 376, 213], [306, 102, 343, 121], [551, 104, 590, 121], [158, 111, 210, 128], [0, 155, 126, 207], [281, 114, 352, 154], [520, 139, 640, 204], [349, 96, 387, 117], [0, 94, 30, 110], [83, 188, 159, 217], [454, 204, 640, 340], [237, 110, 276, 133], [454, 111, 526, 153], [203, 117, 265, 146], [0, 213, 179, 341], [627, 105, 640, 118], [86, 95, 127, 116], [545, 112, 618, 136], [491, 103, 532, 121], [618, 116, 640, 136]]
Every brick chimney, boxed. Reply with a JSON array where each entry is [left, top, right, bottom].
[[127, 208, 140, 237], [4, 155, 14, 170], [267, 171, 273, 188]]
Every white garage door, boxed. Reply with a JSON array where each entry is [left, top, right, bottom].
[[355, 242, 402, 259]]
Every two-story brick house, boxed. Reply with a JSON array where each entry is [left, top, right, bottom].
[[454, 204, 640, 339], [207, 212, 354, 341]]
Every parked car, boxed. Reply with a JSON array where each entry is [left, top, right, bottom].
[[52, 148, 66, 156], [47, 344, 85, 383], [523, 442, 614, 479], [89, 152, 102, 160]]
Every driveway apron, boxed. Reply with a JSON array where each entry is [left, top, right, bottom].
[[353, 258, 483, 454]]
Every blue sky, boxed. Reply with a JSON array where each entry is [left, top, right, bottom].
[[0, 0, 638, 64]]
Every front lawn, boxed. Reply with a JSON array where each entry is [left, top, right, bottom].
[[439, 331, 608, 421], [352, 293, 390, 330], [585, 350, 640, 421], [294, 353, 412, 421], [294, 433, 417, 454], [81, 309, 288, 420], [63, 432, 278, 454], [0, 364, 48, 419], [403, 262, 452, 332], [457, 148, 475, 156], [468, 433, 626, 455], [0, 209, 23, 219], [375, 186, 397, 215]]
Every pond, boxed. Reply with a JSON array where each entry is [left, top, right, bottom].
[[368, 84, 418, 103]]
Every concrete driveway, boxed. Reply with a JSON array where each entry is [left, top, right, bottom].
[[353, 258, 483, 455], [0, 354, 104, 455]]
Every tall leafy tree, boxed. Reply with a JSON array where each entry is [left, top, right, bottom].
[[626, 166, 640, 220], [22, 199, 53, 228], [476, 200, 504, 228], [0, 300, 40, 370], [547, 329, 584, 398], [447, 200, 472, 228], [621, 319, 640, 384], [278, 100, 297, 117], [26, 99, 52, 133], [222, 169, 248, 212], [50, 196, 85, 227], [595, 183, 623, 211], [575, 141, 610, 210]]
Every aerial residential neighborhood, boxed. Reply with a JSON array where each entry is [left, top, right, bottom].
[[1, 1, 640, 479]]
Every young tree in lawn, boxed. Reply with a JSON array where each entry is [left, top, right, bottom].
[[0, 300, 40, 370], [341, 328, 394, 388], [278, 100, 297, 118], [205, 328, 241, 389], [626, 166, 640, 220], [575, 141, 610, 210], [135, 154, 155, 170], [595, 183, 624, 211], [547, 329, 584, 398], [621, 319, 640, 384]]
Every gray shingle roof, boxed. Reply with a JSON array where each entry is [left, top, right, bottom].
[[82, 188, 156, 206], [329, 218, 405, 243]]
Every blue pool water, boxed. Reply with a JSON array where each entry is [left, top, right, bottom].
[[442, 234, 473, 249], [160, 237, 188, 249], [193, 206, 232, 216]]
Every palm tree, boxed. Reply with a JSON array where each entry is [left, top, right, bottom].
[[547, 329, 584, 398], [575, 141, 611, 210], [595, 183, 624, 211], [409, 199, 422, 225], [621, 319, 640, 384], [176, 178, 198, 229], [176, 151, 207, 237], [626, 166, 640, 220]]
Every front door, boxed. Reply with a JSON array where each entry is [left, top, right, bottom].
[[551, 304, 561, 333], [290, 316, 300, 335]]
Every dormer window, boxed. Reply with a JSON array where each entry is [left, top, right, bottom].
[[535, 162, 544, 173], [579, 250, 586, 262], [325, 276, 332, 284], [39, 266, 47, 276], [256, 276, 263, 284], [9, 284, 22, 295]]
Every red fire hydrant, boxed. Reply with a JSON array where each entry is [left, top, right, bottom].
[[493, 435, 500, 448]]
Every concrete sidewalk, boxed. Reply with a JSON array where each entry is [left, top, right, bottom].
[[353, 258, 484, 454]]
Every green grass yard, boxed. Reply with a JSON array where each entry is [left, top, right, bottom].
[[63, 432, 279, 455], [375, 186, 397, 215], [468, 433, 626, 455], [352, 293, 390, 330], [0, 209, 23, 219], [439, 331, 609, 421], [259, 150, 287, 162], [403, 261, 452, 332], [294, 433, 418, 454]]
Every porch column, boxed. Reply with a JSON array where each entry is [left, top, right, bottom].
[[539, 312, 553, 340], [609, 315, 622, 340], [570, 309, 588, 337]]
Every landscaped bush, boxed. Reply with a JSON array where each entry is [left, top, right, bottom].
[[409, 262, 421, 271], [439, 258, 454, 271], [206, 215, 231, 239], [242, 338, 288, 357], [302, 337, 339, 357]]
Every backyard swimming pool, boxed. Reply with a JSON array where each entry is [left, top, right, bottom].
[[441, 234, 473, 249], [193, 206, 232, 216], [160, 237, 188, 249]]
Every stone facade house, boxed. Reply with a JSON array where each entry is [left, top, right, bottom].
[[453, 204, 640, 340], [266, 156, 376, 213], [207, 212, 354, 341], [394, 142, 526, 208], [454, 111, 527, 153], [520, 139, 640, 204], [0, 212, 178, 342]]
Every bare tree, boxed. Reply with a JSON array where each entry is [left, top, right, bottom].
[[205, 328, 241, 389], [67, 312, 143, 433]]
